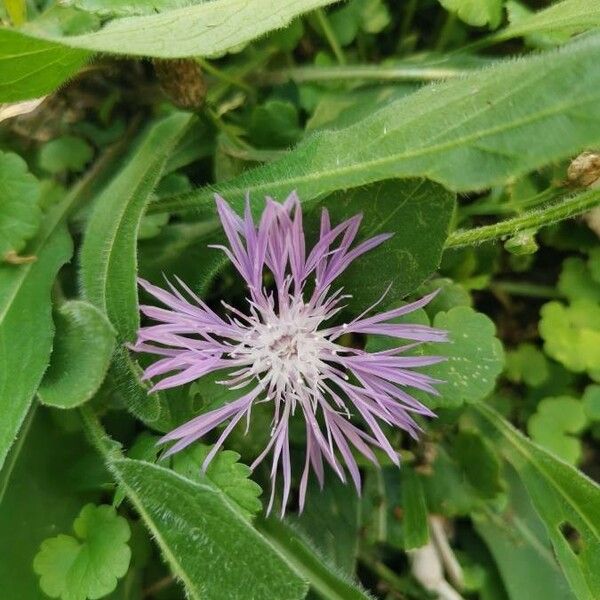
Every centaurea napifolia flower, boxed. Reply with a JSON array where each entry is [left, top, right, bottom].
[[133, 192, 447, 514]]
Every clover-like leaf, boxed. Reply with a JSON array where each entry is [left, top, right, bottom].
[[539, 300, 600, 375], [558, 256, 600, 302], [439, 0, 503, 28], [430, 306, 505, 407], [527, 396, 587, 464], [39, 136, 94, 174], [33, 504, 131, 600], [172, 444, 262, 519], [583, 384, 600, 421], [505, 343, 550, 387], [0, 150, 41, 259]]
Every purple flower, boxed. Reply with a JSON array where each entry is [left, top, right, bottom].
[[133, 192, 447, 515]]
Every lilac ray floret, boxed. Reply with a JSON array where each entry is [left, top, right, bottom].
[[132, 192, 447, 515]]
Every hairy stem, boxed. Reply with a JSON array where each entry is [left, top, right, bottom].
[[446, 188, 600, 248]]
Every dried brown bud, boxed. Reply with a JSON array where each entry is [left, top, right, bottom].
[[567, 151, 600, 188], [153, 59, 207, 110]]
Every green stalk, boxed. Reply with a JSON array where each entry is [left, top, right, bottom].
[[315, 8, 346, 65], [446, 188, 600, 248]]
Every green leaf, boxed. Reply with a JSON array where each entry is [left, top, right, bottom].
[[155, 34, 600, 215], [33, 504, 131, 600], [430, 306, 505, 407], [558, 256, 600, 302], [439, 0, 503, 28], [171, 444, 262, 520], [527, 396, 587, 464], [249, 100, 302, 148], [473, 403, 600, 600], [539, 300, 600, 375], [495, 0, 600, 42], [474, 467, 576, 600], [505, 343, 550, 387], [583, 384, 600, 421], [0, 150, 41, 259], [0, 410, 107, 599], [80, 112, 192, 425], [291, 476, 361, 575], [1, 0, 337, 58], [257, 516, 372, 600], [0, 219, 72, 469], [64, 0, 193, 17], [110, 458, 308, 600], [453, 430, 504, 499], [0, 29, 90, 101], [38, 301, 116, 409], [313, 179, 455, 309], [401, 467, 429, 549], [39, 136, 94, 174]]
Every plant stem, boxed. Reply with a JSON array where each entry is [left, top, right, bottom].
[[315, 8, 346, 65], [79, 405, 122, 461], [359, 554, 408, 598], [446, 188, 600, 248], [491, 281, 563, 299], [260, 63, 468, 86], [196, 57, 254, 95]]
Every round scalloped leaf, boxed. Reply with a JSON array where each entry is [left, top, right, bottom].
[[171, 444, 262, 520], [39, 136, 94, 174], [528, 396, 587, 464], [33, 504, 131, 600], [431, 306, 504, 407], [539, 300, 600, 375], [583, 384, 600, 421], [505, 343, 549, 387], [557, 257, 600, 302], [0, 150, 41, 258]]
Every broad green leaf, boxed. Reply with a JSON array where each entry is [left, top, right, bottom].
[[583, 384, 600, 421], [473, 404, 600, 600], [80, 112, 191, 425], [291, 476, 361, 575], [155, 34, 600, 215], [38, 301, 115, 409], [0, 217, 72, 469], [39, 136, 94, 175], [0, 29, 90, 102], [429, 306, 505, 407], [257, 516, 372, 600], [527, 396, 587, 464], [171, 444, 262, 520], [505, 343, 549, 387], [439, 0, 503, 28], [474, 468, 576, 600], [314, 179, 454, 309], [558, 257, 600, 302], [401, 467, 429, 550], [64, 0, 193, 17], [110, 458, 308, 600], [0, 410, 105, 599], [494, 0, 600, 42], [0, 150, 41, 259], [249, 100, 302, 148], [453, 430, 504, 499], [0, 0, 337, 58], [33, 504, 131, 600], [539, 300, 600, 375]]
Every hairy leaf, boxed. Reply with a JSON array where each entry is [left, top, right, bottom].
[[110, 458, 308, 599], [0, 29, 90, 102], [495, 0, 600, 42], [38, 301, 115, 409], [0, 151, 41, 259], [473, 404, 600, 600], [155, 34, 600, 215], [80, 112, 191, 424], [33, 504, 131, 600], [0, 219, 72, 469], [0, 0, 338, 58]]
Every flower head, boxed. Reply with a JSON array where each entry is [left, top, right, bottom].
[[133, 192, 447, 514]]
